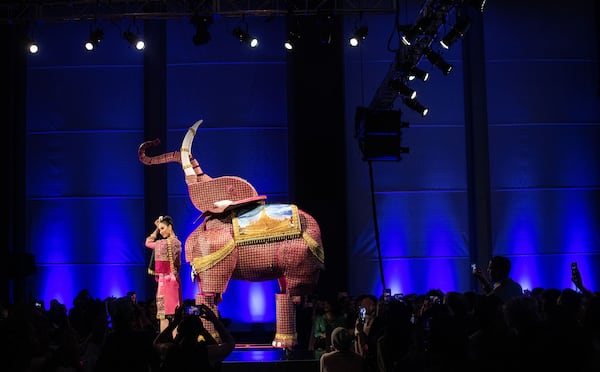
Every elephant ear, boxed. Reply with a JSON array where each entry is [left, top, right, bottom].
[[188, 176, 266, 215]]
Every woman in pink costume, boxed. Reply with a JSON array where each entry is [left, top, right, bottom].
[[146, 215, 182, 331]]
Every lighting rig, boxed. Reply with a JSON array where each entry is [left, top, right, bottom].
[[356, 0, 486, 162]]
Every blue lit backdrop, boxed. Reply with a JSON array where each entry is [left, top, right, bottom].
[[22, 0, 600, 328]]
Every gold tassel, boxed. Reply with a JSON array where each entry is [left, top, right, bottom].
[[192, 239, 236, 273]]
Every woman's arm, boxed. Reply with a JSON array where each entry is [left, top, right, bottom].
[[472, 267, 492, 294], [202, 305, 235, 365]]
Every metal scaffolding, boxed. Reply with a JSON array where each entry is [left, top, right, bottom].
[[0, 0, 398, 24]]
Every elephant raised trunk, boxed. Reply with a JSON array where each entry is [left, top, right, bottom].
[[138, 120, 207, 179], [138, 138, 181, 165]]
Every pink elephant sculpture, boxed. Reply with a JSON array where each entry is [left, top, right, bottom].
[[138, 119, 325, 348]]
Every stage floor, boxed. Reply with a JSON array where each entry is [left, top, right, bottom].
[[222, 344, 323, 372]]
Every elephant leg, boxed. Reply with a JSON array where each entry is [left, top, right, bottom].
[[277, 277, 302, 304], [272, 293, 297, 349], [277, 277, 287, 293], [195, 293, 221, 343]]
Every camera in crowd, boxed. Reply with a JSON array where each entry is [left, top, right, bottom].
[[358, 306, 366, 322], [185, 305, 205, 316]]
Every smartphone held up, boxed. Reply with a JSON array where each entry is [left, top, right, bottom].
[[185, 305, 204, 316], [358, 306, 366, 323]]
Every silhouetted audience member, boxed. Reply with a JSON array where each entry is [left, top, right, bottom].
[[69, 289, 96, 342], [3, 271, 598, 372], [415, 291, 468, 372], [502, 295, 547, 372], [466, 294, 510, 372], [313, 295, 346, 351], [571, 261, 594, 299], [473, 255, 523, 303], [353, 294, 384, 372], [94, 295, 159, 372], [153, 303, 235, 372], [580, 294, 600, 371], [45, 299, 82, 371], [320, 326, 368, 372], [376, 297, 414, 372]]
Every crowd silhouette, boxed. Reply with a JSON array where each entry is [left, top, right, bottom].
[[1, 257, 598, 372]]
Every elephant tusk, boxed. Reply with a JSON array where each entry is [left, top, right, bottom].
[[214, 200, 233, 209], [181, 119, 203, 177]]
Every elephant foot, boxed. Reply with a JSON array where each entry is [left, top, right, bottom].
[[272, 332, 297, 349], [274, 293, 297, 349]]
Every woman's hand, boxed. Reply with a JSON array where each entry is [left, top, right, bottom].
[[472, 267, 487, 282], [200, 304, 219, 322], [172, 304, 184, 325]]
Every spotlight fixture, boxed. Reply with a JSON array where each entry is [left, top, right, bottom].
[[401, 16, 435, 46], [424, 48, 452, 75], [191, 15, 213, 46], [407, 66, 430, 82], [440, 17, 471, 49], [84, 27, 104, 51], [348, 25, 368, 47], [317, 14, 334, 45], [389, 78, 417, 100], [123, 30, 145, 50], [402, 97, 429, 117], [284, 31, 301, 51], [27, 38, 39, 54], [467, 0, 488, 12], [232, 26, 258, 48]]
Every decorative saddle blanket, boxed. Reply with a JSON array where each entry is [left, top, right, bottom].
[[232, 204, 302, 245]]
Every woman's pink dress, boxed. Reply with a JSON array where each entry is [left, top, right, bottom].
[[146, 236, 182, 319]]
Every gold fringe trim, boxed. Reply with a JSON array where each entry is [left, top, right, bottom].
[[192, 239, 236, 273], [273, 333, 297, 340], [302, 232, 325, 263], [235, 232, 302, 246]]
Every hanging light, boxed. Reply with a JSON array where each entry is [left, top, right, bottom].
[[84, 27, 104, 51], [284, 31, 301, 51], [407, 66, 430, 82], [401, 15, 435, 46], [402, 97, 429, 117], [389, 78, 417, 100], [440, 17, 471, 50], [27, 37, 39, 54], [190, 15, 213, 46], [317, 13, 335, 45], [232, 26, 258, 48], [123, 29, 145, 50], [348, 25, 368, 47], [467, 0, 488, 12], [424, 48, 452, 75]]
